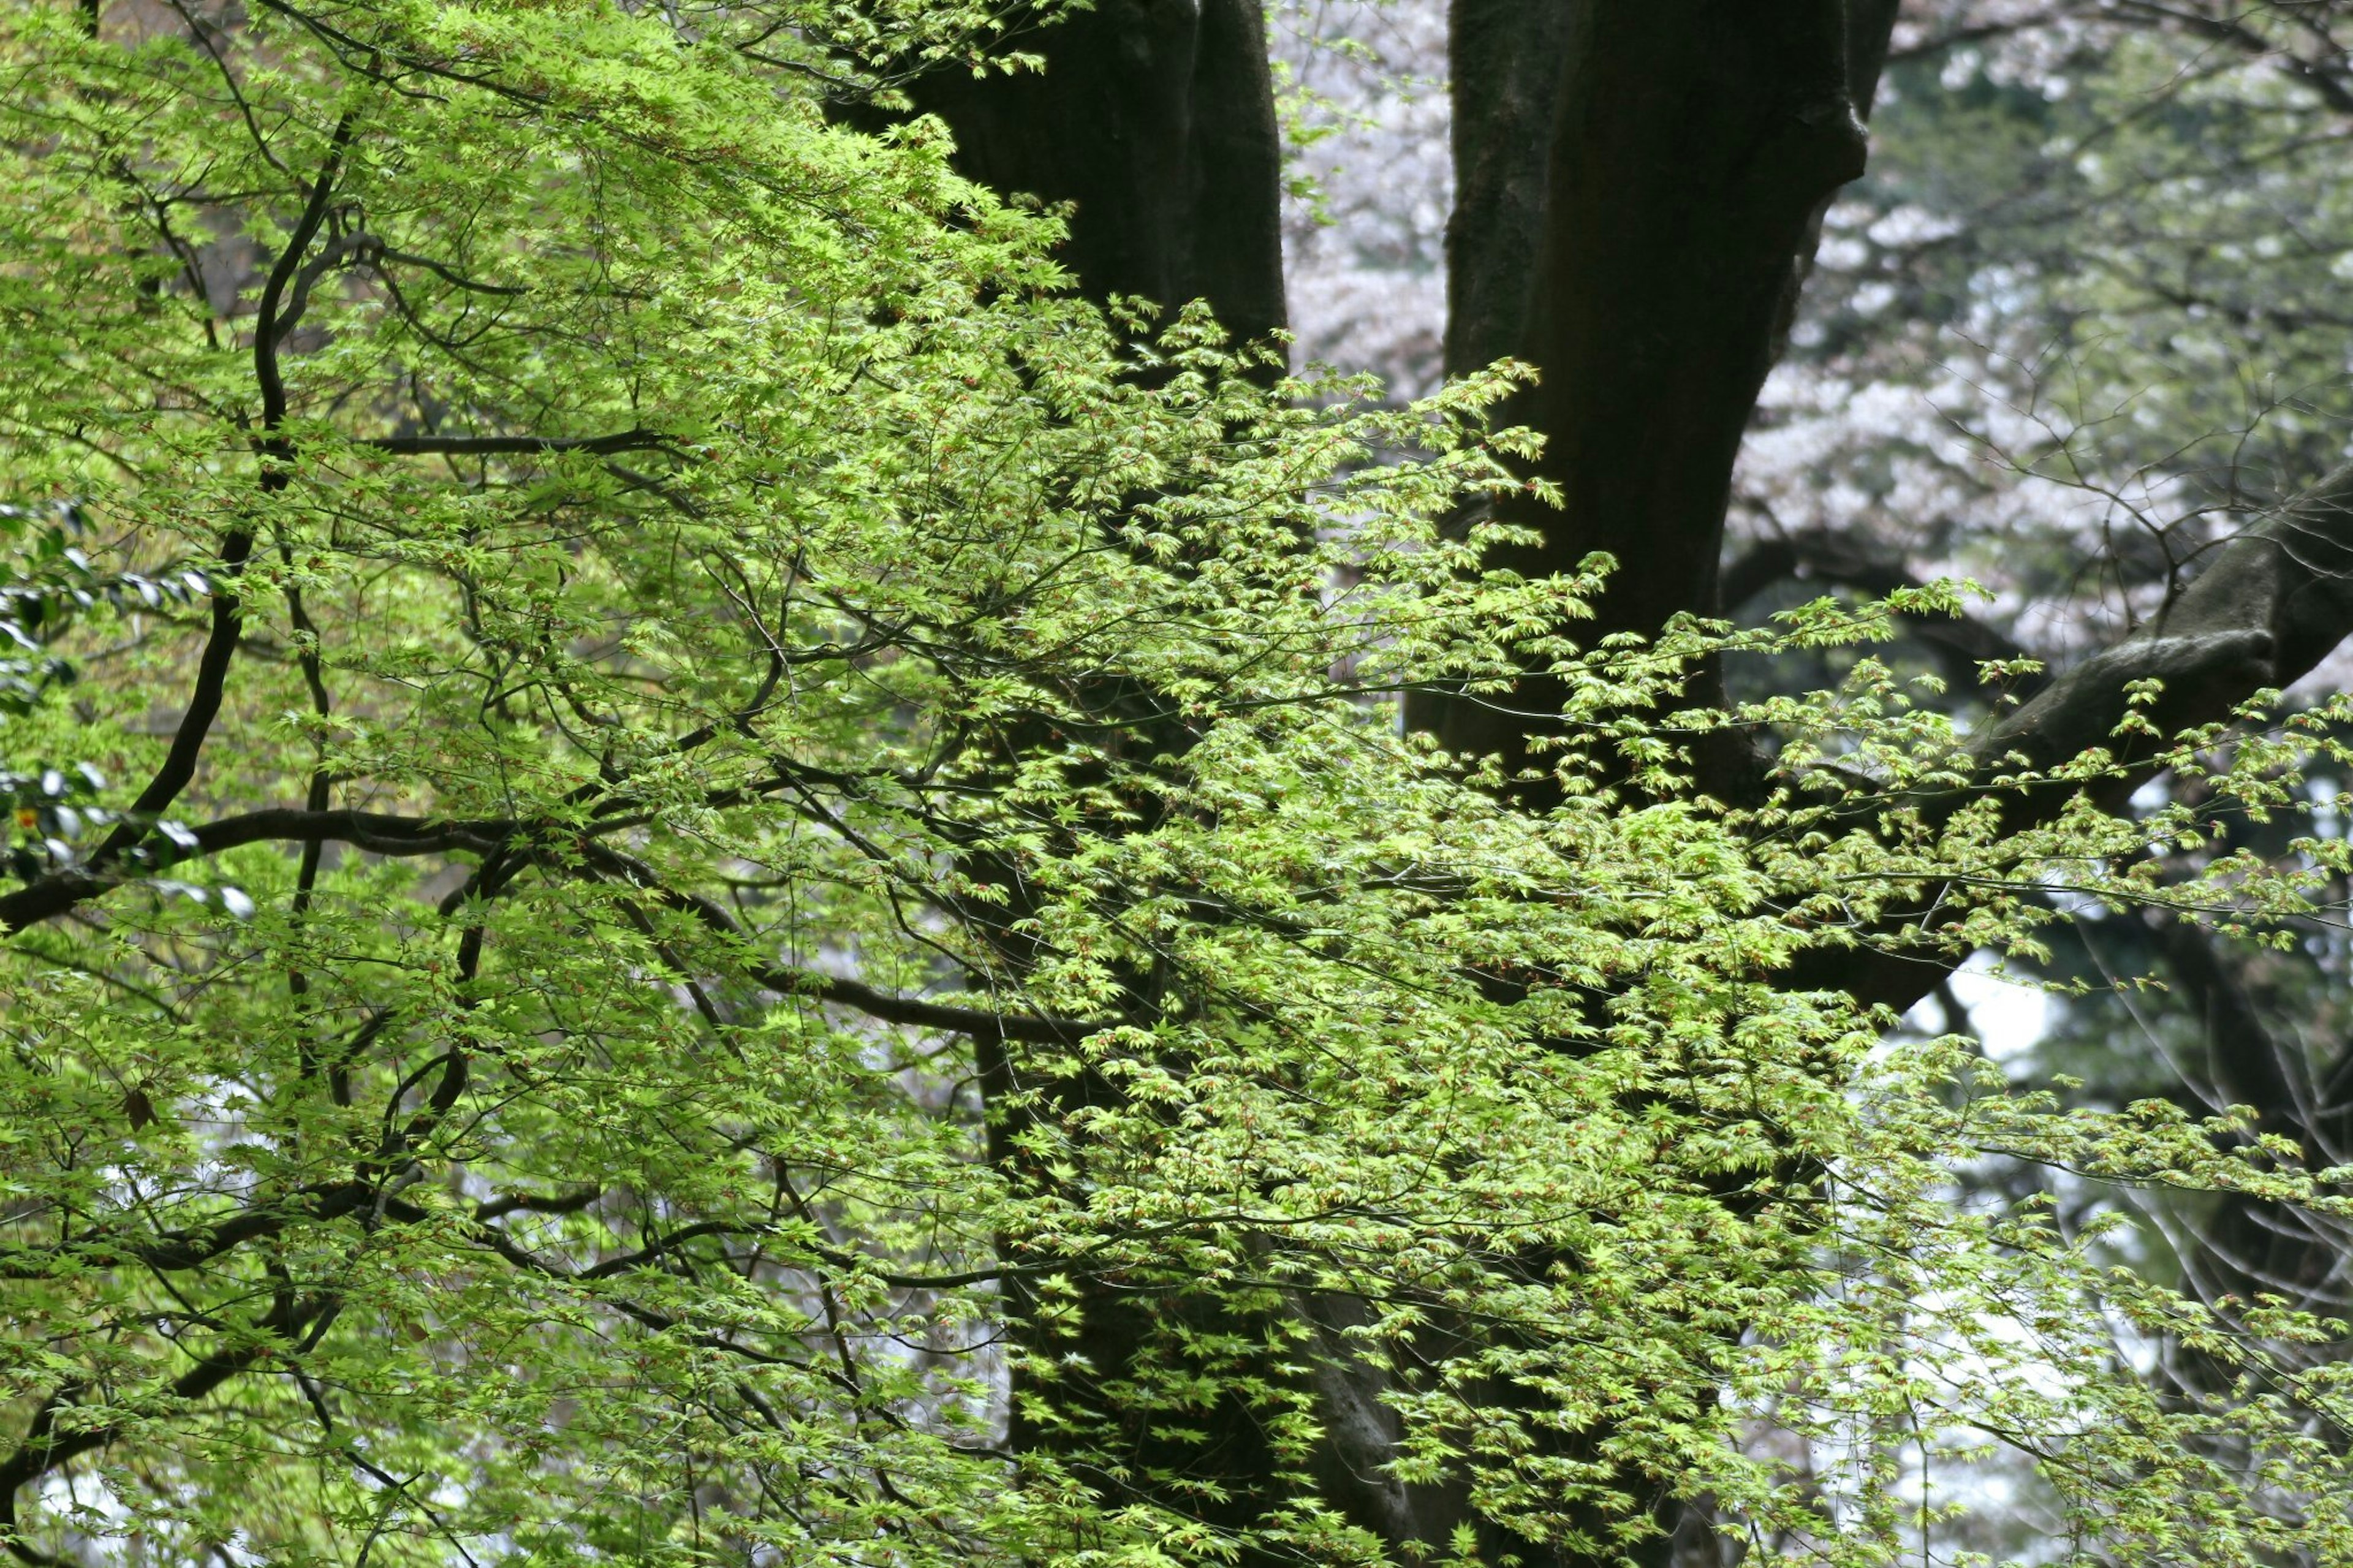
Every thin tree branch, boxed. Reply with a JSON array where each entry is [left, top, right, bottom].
[[0, 1184, 374, 1280], [360, 429, 673, 457], [1976, 457, 2353, 787], [83, 113, 355, 876]]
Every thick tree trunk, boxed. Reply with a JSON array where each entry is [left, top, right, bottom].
[[911, 9, 1307, 1562], [1403, 19, 1893, 1550], [1412, 1, 1897, 789], [911, 0, 1287, 347]]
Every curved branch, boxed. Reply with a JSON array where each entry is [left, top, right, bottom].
[[1817, 458, 2353, 1014], [2107, 1, 2353, 117], [0, 1184, 372, 1281], [1885, 10, 2068, 64], [575, 838, 1118, 1044], [1974, 458, 2353, 786], [0, 808, 1114, 1045], [758, 964, 1113, 1047], [81, 115, 355, 878], [0, 809, 517, 933]]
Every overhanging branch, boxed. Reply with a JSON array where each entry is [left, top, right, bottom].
[[0, 808, 1115, 1045], [1815, 458, 2353, 1014], [1974, 458, 2353, 784]]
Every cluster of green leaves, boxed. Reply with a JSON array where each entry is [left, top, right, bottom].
[[0, 504, 214, 877], [1, 3, 2351, 1565]]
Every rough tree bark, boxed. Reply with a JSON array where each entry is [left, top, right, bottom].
[[1377, 17, 1908, 1556], [904, 5, 1309, 1556]]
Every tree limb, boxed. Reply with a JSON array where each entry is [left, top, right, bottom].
[[360, 429, 673, 458], [2107, 1, 2353, 116], [0, 809, 516, 933], [1, 806, 1113, 1043], [0, 1185, 373, 1280], [1973, 458, 2353, 786], [81, 115, 354, 879], [1819, 458, 2353, 1015]]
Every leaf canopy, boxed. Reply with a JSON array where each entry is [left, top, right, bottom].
[[2, 4, 2352, 1565]]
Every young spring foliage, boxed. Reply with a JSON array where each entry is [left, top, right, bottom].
[[1, 3, 2351, 1564]]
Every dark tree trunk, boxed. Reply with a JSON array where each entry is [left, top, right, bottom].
[[911, 0, 1287, 347], [911, 10, 1305, 1561], [914, 5, 1904, 1564], [1410, 1, 1896, 786]]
